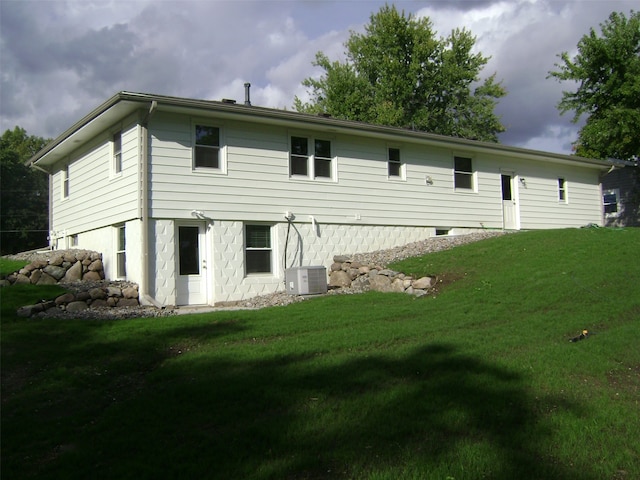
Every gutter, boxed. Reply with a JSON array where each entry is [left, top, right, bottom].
[[138, 100, 162, 308]]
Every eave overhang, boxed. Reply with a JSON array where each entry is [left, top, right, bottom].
[[27, 91, 617, 171]]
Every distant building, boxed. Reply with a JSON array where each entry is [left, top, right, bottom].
[[601, 163, 639, 227]]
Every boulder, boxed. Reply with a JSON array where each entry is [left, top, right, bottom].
[[55, 293, 75, 305], [62, 261, 83, 283], [43, 265, 66, 280], [329, 270, 352, 288], [66, 301, 88, 312], [14, 274, 31, 285], [122, 286, 139, 299], [82, 271, 101, 281], [36, 272, 58, 285], [49, 255, 64, 266], [412, 277, 433, 290], [90, 299, 109, 308], [107, 286, 122, 297], [118, 298, 139, 307], [369, 274, 392, 292], [88, 259, 103, 272], [89, 288, 107, 300], [76, 291, 92, 302], [391, 278, 406, 292], [30, 270, 43, 284]]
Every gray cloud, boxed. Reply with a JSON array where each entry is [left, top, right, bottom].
[[1, 0, 637, 154]]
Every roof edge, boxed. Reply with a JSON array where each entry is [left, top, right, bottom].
[[28, 91, 624, 170]]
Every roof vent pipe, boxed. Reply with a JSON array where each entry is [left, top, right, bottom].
[[244, 82, 251, 106]]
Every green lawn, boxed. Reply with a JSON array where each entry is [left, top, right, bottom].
[[2, 228, 639, 480]]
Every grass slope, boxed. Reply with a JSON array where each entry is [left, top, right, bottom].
[[1, 228, 639, 480]]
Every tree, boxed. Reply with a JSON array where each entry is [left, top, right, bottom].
[[294, 5, 507, 142], [549, 10, 640, 161], [1, 127, 50, 255]]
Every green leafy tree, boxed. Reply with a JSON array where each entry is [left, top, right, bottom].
[[1, 127, 50, 255], [294, 5, 506, 142], [549, 10, 640, 160]]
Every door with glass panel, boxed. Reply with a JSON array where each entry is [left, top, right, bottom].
[[176, 223, 207, 305], [501, 173, 519, 230]]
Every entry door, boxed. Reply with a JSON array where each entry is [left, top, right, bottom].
[[501, 174, 518, 230], [176, 223, 207, 305]]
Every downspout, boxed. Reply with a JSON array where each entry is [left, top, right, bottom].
[[139, 101, 162, 307]]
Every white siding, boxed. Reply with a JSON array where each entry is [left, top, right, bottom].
[[148, 114, 508, 229], [147, 113, 602, 231], [51, 120, 140, 235]]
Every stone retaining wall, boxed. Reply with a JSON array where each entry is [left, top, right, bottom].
[[2, 249, 142, 317], [16, 284, 140, 317], [328, 255, 434, 296], [3, 249, 105, 286]]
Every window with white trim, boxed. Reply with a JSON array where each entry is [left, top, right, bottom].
[[194, 124, 221, 170], [603, 189, 619, 216], [62, 165, 69, 199], [289, 136, 334, 180], [388, 147, 402, 178], [116, 225, 126, 278], [454, 156, 474, 190], [558, 178, 567, 202], [245, 224, 272, 274], [112, 132, 122, 174]]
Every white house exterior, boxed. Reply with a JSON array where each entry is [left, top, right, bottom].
[[28, 91, 611, 306]]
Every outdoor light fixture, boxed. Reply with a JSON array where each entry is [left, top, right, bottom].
[[520, 178, 527, 187], [425, 175, 434, 185]]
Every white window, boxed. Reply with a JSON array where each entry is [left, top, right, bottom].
[[558, 178, 567, 203], [245, 224, 272, 274], [62, 165, 69, 199], [116, 225, 126, 278], [388, 147, 403, 178], [454, 156, 474, 190], [290, 136, 334, 180], [112, 132, 122, 174], [603, 189, 619, 216], [194, 124, 221, 170]]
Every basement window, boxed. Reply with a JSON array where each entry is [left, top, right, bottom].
[[245, 224, 272, 274], [116, 225, 126, 278]]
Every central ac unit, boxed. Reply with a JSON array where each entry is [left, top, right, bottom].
[[285, 266, 328, 295]]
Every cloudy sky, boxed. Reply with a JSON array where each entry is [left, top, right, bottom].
[[1, 0, 636, 154]]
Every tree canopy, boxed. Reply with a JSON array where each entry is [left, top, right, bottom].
[[294, 5, 507, 142], [1, 127, 50, 255], [549, 10, 640, 161]]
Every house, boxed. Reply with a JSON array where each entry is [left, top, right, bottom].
[[27, 90, 613, 307], [601, 163, 639, 227]]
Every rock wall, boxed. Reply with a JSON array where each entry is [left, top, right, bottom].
[[2, 249, 141, 317], [16, 284, 140, 317], [328, 255, 434, 296], [3, 250, 105, 286]]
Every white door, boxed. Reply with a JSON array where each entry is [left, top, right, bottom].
[[176, 223, 208, 305], [501, 174, 518, 230]]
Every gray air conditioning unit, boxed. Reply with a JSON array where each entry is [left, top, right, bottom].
[[285, 266, 328, 295]]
